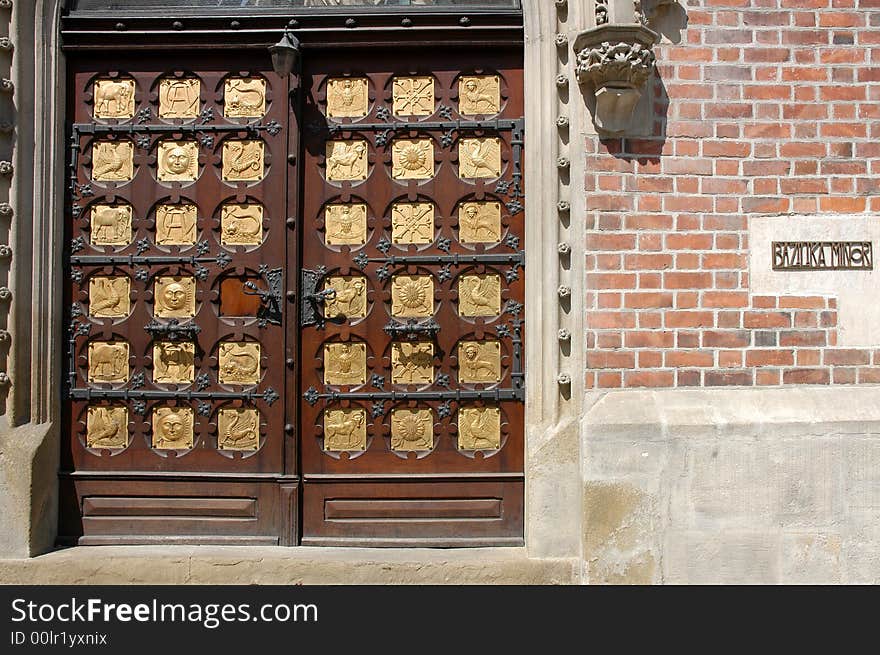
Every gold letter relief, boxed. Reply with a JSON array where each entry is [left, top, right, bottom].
[[156, 204, 198, 245], [159, 78, 201, 119]]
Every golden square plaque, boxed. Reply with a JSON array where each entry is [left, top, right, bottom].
[[459, 137, 502, 179], [90, 204, 132, 246], [154, 276, 197, 318], [391, 408, 434, 451], [324, 342, 367, 386], [391, 342, 434, 385], [324, 276, 368, 319], [459, 75, 501, 116], [224, 77, 267, 118], [458, 274, 501, 317], [219, 341, 261, 385], [218, 408, 260, 451], [86, 406, 129, 449], [391, 139, 434, 180], [391, 275, 434, 318], [156, 204, 198, 245], [326, 140, 368, 181], [152, 406, 194, 450], [327, 78, 369, 118], [393, 76, 434, 116], [92, 141, 134, 182], [325, 203, 368, 245], [459, 201, 502, 243], [157, 140, 199, 182], [391, 202, 434, 245], [87, 341, 129, 384], [88, 276, 131, 318], [93, 79, 135, 119], [324, 408, 367, 452], [222, 140, 265, 182], [221, 204, 264, 246], [458, 406, 501, 450], [159, 78, 200, 119], [153, 341, 196, 384], [458, 341, 502, 383]]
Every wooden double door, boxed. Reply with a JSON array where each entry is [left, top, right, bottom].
[[60, 41, 525, 547]]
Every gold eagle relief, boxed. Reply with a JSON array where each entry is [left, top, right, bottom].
[[92, 141, 134, 182], [217, 408, 260, 451], [222, 140, 265, 182], [326, 78, 369, 118], [88, 276, 131, 318], [93, 79, 136, 119], [459, 138, 502, 179], [156, 204, 198, 245], [391, 202, 434, 245], [393, 76, 434, 117], [458, 274, 501, 317], [154, 276, 197, 318], [458, 406, 501, 451], [157, 140, 199, 182], [326, 140, 368, 181], [324, 276, 368, 319], [221, 204, 264, 246], [86, 406, 129, 449], [218, 341, 261, 386], [391, 342, 434, 385], [459, 75, 501, 116], [87, 341, 129, 384], [159, 78, 200, 119], [391, 275, 434, 318], [324, 203, 368, 245], [391, 408, 434, 452], [459, 202, 502, 244], [224, 77, 267, 118], [458, 341, 502, 384], [324, 342, 367, 386], [323, 408, 368, 452], [90, 204, 132, 246], [153, 341, 196, 384], [152, 406, 194, 450]]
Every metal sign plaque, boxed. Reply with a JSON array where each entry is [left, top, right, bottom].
[[772, 241, 873, 271]]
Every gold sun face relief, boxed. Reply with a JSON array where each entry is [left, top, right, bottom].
[[458, 274, 501, 317], [459, 137, 502, 179], [391, 342, 434, 385], [152, 406, 194, 450], [86, 406, 129, 449], [93, 79, 136, 119], [326, 140, 369, 182], [218, 408, 260, 451], [224, 78, 267, 118], [459, 75, 501, 116], [92, 141, 134, 182], [90, 205, 132, 246], [391, 202, 434, 245], [153, 341, 195, 384], [391, 275, 434, 318], [222, 140, 265, 182], [324, 408, 368, 452], [159, 78, 200, 119], [218, 341, 261, 386], [325, 203, 368, 246], [324, 342, 367, 386], [324, 276, 368, 319], [391, 408, 434, 452], [327, 78, 369, 118], [156, 204, 198, 245], [221, 204, 264, 246], [458, 341, 502, 384], [157, 140, 199, 182], [459, 202, 502, 243], [154, 276, 197, 318], [88, 341, 130, 384], [393, 76, 434, 116], [391, 139, 434, 180], [89, 276, 131, 318], [458, 406, 501, 451]]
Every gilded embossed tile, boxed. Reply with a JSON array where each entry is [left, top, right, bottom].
[[218, 341, 261, 385], [325, 203, 367, 245], [94, 79, 135, 119], [218, 408, 260, 451], [323, 408, 367, 451], [324, 276, 368, 319], [88, 341, 129, 384], [458, 341, 502, 383], [159, 78, 200, 119], [459, 75, 501, 115], [221, 204, 264, 245], [92, 141, 134, 182], [393, 76, 434, 116], [391, 342, 434, 385], [391, 408, 434, 451], [391, 202, 434, 245], [222, 140, 265, 182], [153, 341, 195, 384], [157, 140, 199, 182], [459, 201, 502, 243], [459, 137, 502, 179], [90, 205, 132, 246], [326, 140, 368, 181], [324, 342, 367, 386], [156, 204, 198, 245], [391, 275, 434, 318], [224, 77, 267, 118], [154, 276, 196, 318], [327, 78, 369, 118], [152, 406, 194, 450], [458, 274, 501, 317], [86, 406, 129, 449], [457, 406, 501, 450], [392, 139, 434, 180], [88, 276, 131, 318]]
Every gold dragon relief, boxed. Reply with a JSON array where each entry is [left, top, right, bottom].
[[459, 75, 502, 116], [90, 204, 133, 246], [324, 342, 367, 386], [152, 406, 194, 450], [325, 140, 369, 182], [153, 341, 196, 384], [326, 77, 369, 118], [92, 141, 134, 182], [158, 78, 201, 119], [157, 140, 199, 182], [93, 79, 136, 120], [391, 202, 434, 245], [324, 276, 368, 319], [458, 137, 502, 179], [88, 276, 131, 318], [156, 204, 198, 245], [392, 76, 435, 117], [324, 203, 368, 246], [221, 204, 264, 246], [458, 341, 502, 384], [458, 274, 501, 317], [87, 341, 130, 384], [222, 140, 265, 182], [86, 405, 129, 449], [218, 341, 261, 386], [459, 202, 502, 244], [457, 406, 502, 451], [217, 408, 260, 451], [392, 139, 434, 180], [391, 408, 434, 452], [391, 275, 434, 318], [224, 77, 267, 118], [154, 276, 197, 318], [391, 342, 434, 385], [323, 408, 368, 452]]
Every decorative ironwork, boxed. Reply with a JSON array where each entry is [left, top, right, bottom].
[[355, 251, 524, 270], [70, 387, 280, 405], [144, 319, 201, 341], [304, 387, 524, 407], [69, 251, 232, 268], [772, 241, 873, 271], [301, 267, 329, 328], [242, 266, 283, 327], [383, 318, 440, 340]]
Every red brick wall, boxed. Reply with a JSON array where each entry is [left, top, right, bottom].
[[585, 1, 880, 389]]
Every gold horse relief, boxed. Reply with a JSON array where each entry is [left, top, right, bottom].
[[153, 341, 195, 384], [326, 78, 369, 118], [156, 204, 198, 245], [88, 276, 131, 318], [458, 406, 502, 451], [152, 406, 194, 450], [221, 204, 264, 246], [323, 408, 368, 452], [390, 408, 434, 452], [90, 205, 132, 246], [87, 341, 129, 384], [92, 141, 134, 182], [86, 406, 129, 449], [324, 342, 367, 386], [222, 140, 265, 182], [224, 78, 267, 118], [324, 203, 368, 245], [218, 341, 261, 385], [458, 274, 501, 317], [217, 408, 260, 451], [93, 79, 136, 119], [158, 78, 200, 119], [391, 342, 434, 385], [154, 276, 197, 318], [325, 140, 368, 181]]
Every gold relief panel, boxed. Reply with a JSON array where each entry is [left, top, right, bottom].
[[324, 203, 367, 246], [90, 205, 132, 246], [88, 276, 131, 318], [93, 79, 135, 120], [92, 141, 134, 182], [459, 75, 502, 116], [326, 78, 369, 118], [391, 275, 434, 318], [391, 202, 434, 245], [459, 274, 502, 317], [156, 204, 198, 245], [391, 139, 434, 180], [459, 138, 502, 179], [221, 204, 264, 246], [391, 342, 434, 385], [224, 78, 267, 118], [324, 343, 367, 386], [86, 406, 129, 449], [157, 140, 199, 182], [393, 76, 434, 117], [87, 341, 129, 384], [324, 276, 368, 319], [158, 78, 200, 119], [323, 408, 367, 452], [391, 408, 434, 452], [222, 140, 265, 182], [218, 408, 260, 451], [458, 341, 502, 384], [459, 202, 502, 244], [458, 406, 501, 451], [218, 341, 261, 386], [152, 406, 194, 450], [326, 140, 368, 182], [154, 276, 197, 318], [153, 341, 195, 384]]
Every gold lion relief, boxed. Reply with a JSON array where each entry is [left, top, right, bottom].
[[154, 276, 197, 318], [458, 341, 502, 384], [458, 274, 501, 317], [152, 406, 194, 450], [223, 140, 265, 182], [92, 141, 134, 182], [391, 342, 434, 385], [94, 79, 135, 119], [90, 204, 132, 246], [327, 78, 369, 118], [86, 405, 129, 449], [393, 76, 434, 116], [88, 341, 129, 384], [224, 77, 267, 118], [157, 140, 199, 182], [323, 408, 367, 452], [326, 140, 368, 181], [391, 275, 434, 318], [159, 78, 200, 119], [89, 276, 131, 318], [391, 408, 434, 451], [325, 203, 367, 246], [153, 341, 195, 384], [221, 204, 264, 246], [459, 75, 501, 116], [218, 408, 260, 451], [324, 276, 368, 319], [324, 342, 367, 386], [459, 202, 502, 243], [459, 137, 502, 179], [391, 202, 434, 245], [156, 204, 198, 245], [219, 341, 261, 385], [392, 139, 434, 180], [458, 406, 501, 451]]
